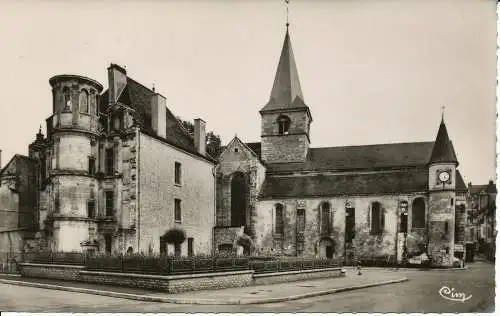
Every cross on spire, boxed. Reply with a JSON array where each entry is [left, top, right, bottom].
[[285, 0, 290, 28], [441, 105, 445, 120]]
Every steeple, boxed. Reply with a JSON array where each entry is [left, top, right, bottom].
[[429, 117, 458, 165], [260, 27, 308, 113]]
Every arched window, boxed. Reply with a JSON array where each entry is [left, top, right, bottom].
[[63, 87, 71, 110], [89, 91, 96, 115], [275, 204, 284, 236], [412, 198, 426, 229], [370, 202, 384, 234], [79, 89, 89, 113], [277, 115, 291, 135], [320, 202, 331, 235], [231, 172, 247, 227]]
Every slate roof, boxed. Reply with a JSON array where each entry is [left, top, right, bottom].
[[260, 28, 309, 114], [99, 76, 214, 162], [429, 119, 458, 165], [246, 142, 262, 158], [264, 141, 435, 173], [259, 169, 468, 198], [470, 182, 497, 195]]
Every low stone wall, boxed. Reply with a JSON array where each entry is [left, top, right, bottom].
[[80, 269, 254, 293], [18, 263, 345, 292], [19, 263, 83, 281], [253, 267, 344, 286]]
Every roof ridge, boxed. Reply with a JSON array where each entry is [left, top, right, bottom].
[[310, 141, 434, 150]]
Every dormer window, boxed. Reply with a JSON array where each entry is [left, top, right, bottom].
[[277, 115, 291, 135]]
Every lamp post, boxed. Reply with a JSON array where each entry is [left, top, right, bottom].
[[400, 200, 409, 264]]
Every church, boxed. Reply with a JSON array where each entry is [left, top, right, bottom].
[[214, 25, 468, 267]]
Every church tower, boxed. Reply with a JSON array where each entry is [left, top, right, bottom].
[[260, 25, 312, 164], [427, 117, 458, 267]]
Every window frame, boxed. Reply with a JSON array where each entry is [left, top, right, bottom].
[[105, 191, 114, 217], [79, 89, 89, 114], [105, 148, 114, 175], [174, 199, 182, 223], [370, 202, 384, 235], [88, 156, 96, 175], [274, 204, 284, 237], [87, 199, 95, 219], [174, 162, 182, 185], [277, 115, 291, 135]]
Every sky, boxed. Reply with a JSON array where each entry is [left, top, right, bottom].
[[0, 0, 496, 185]]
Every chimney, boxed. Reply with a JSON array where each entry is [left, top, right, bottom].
[[194, 118, 206, 156], [151, 93, 166, 139], [107, 64, 127, 104]]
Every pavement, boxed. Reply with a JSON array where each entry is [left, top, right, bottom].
[[0, 267, 408, 305]]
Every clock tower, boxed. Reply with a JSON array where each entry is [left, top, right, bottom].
[[427, 117, 459, 267]]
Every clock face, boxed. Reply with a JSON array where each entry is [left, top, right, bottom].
[[438, 171, 450, 182]]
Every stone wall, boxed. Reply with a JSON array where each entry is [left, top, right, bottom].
[[261, 134, 309, 163], [428, 190, 456, 266], [138, 133, 215, 255], [215, 137, 266, 248], [253, 267, 343, 285], [255, 194, 430, 259], [19, 263, 83, 281]]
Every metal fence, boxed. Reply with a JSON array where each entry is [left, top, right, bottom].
[[22, 252, 342, 275]]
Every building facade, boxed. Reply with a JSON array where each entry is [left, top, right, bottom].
[[0, 154, 38, 267], [214, 26, 468, 267], [466, 181, 496, 261], [4, 64, 216, 256]]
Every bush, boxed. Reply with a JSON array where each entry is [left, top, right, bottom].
[[162, 228, 186, 245]]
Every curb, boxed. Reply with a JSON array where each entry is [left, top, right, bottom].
[[355, 267, 468, 272], [0, 277, 408, 305]]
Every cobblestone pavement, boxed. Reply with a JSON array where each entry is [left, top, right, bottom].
[[0, 261, 494, 312]]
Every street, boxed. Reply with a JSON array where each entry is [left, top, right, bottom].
[[0, 261, 494, 313]]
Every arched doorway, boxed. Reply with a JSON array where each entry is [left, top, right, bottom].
[[318, 237, 335, 259], [231, 172, 247, 227]]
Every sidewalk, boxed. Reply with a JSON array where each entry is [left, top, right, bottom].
[[0, 268, 408, 305]]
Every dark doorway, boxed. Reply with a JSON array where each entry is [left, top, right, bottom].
[[326, 246, 334, 259], [231, 172, 247, 227]]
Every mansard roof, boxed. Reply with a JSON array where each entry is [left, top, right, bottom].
[[98, 77, 214, 163], [429, 118, 458, 165], [260, 28, 309, 115]]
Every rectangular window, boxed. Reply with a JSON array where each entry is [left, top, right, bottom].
[[174, 162, 182, 185], [174, 199, 181, 222], [371, 202, 384, 234], [105, 148, 114, 175], [105, 235, 112, 254], [88, 157, 96, 175], [87, 200, 95, 218], [296, 209, 305, 232], [444, 221, 449, 235], [188, 238, 194, 257], [105, 191, 114, 217], [275, 207, 284, 236], [174, 243, 181, 257]]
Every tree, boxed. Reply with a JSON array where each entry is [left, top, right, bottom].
[[162, 228, 186, 245], [177, 117, 223, 158]]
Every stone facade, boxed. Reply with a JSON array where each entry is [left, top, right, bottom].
[[214, 27, 468, 267], [9, 64, 216, 256]]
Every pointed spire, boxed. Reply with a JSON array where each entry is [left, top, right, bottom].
[[429, 117, 458, 165], [260, 26, 306, 113]]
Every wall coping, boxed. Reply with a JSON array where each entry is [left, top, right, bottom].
[[253, 267, 342, 278], [80, 269, 254, 280], [19, 263, 84, 269]]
